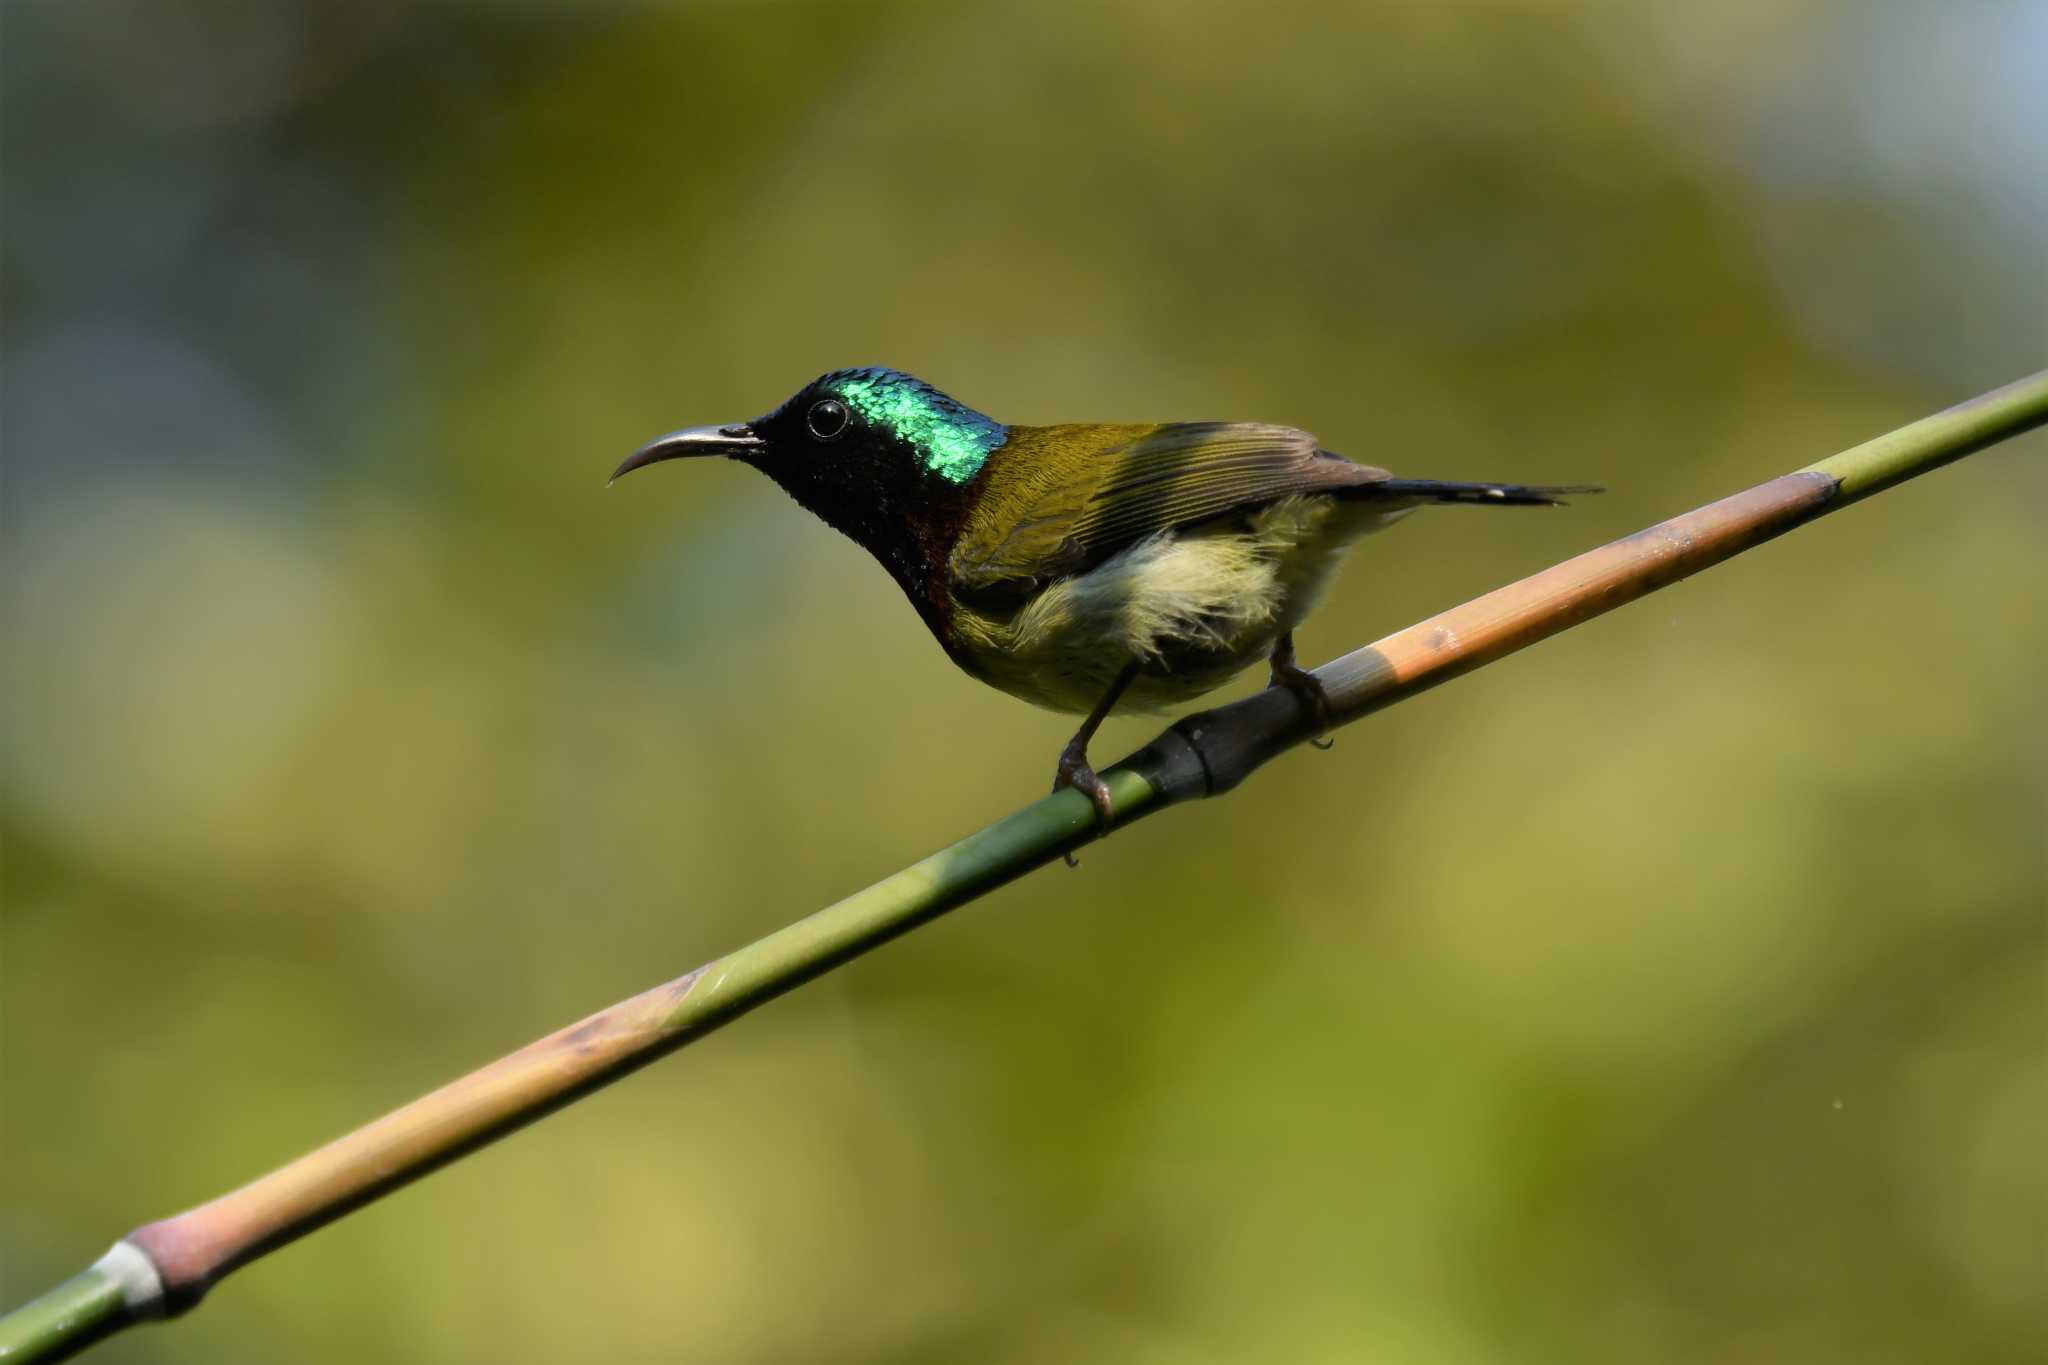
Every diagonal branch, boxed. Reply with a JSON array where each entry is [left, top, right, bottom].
[[4, 368, 2044, 1363]]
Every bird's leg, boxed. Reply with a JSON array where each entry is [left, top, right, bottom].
[[1267, 631, 1334, 749], [1053, 662, 1140, 865]]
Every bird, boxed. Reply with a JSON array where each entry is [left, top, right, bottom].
[[613, 367, 1597, 827]]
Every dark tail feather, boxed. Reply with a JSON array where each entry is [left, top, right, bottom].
[[1362, 478, 1603, 508]]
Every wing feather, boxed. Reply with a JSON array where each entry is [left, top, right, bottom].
[[948, 422, 1388, 597]]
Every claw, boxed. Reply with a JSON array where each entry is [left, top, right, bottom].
[[1267, 633, 1335, 748], [1054, 753, 1117, 824], [1053, 745, 1116, 867], [1048, 662, 1140, 869]]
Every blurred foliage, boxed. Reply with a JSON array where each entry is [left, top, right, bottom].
[[3, 2, 2043, 1362]]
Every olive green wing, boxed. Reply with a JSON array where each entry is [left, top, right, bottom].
[[947, 421, 1388, 597]]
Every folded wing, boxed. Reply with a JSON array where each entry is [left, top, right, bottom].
[[948, 422, 1388, 600]]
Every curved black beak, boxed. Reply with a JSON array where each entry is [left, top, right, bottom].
[[609, 423, 764, 485]]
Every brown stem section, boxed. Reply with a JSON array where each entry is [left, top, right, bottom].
[[1153, 472, 1840, 797], [1344, 472, 1840, 709], [127, 963, 713, 1310]]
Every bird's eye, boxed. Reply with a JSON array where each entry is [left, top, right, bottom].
[[806, 398, 850, 441]]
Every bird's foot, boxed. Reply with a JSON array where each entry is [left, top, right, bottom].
[[1052, 740, 1116, 867], [1268, 649, 1335, 749], [1051, 661, 1139, 868]]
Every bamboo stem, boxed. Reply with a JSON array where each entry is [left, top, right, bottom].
[[0, 1247, 157, 1364], [3, 369, 2043, 1362]]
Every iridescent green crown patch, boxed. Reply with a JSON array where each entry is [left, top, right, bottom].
[[823, 368, 1007, 484]]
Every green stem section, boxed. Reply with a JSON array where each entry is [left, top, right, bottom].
[[0, 1269, 129, 1364], [107, 769, 1168, 1320], [655, 764, 1166, 1034], [1801, 368, 2048, 505], [2, 369, 2042, 1364]]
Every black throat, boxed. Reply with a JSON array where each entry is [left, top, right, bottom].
[[745, 443, 987, 653]]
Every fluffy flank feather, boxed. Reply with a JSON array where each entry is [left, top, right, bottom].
[[949, 493, 1394, 714], [1030, 529, 1283, 663]]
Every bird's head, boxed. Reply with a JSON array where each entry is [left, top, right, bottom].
[[612, 367, 1006, 527], [613, 368, 1009, 621]]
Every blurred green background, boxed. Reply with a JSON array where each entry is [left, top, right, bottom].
[[4, 2, 2043, 1361]]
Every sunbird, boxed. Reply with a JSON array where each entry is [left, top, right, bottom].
[[614, 368, 1596, 824]]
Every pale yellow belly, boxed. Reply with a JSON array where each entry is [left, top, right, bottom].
[[949, 494, 1411, 714]]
